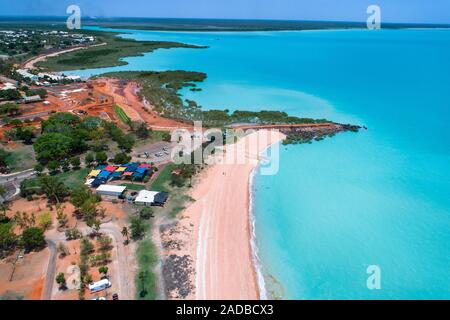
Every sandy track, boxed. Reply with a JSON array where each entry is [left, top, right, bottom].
[[180, 130, 285, 300], [23, 43, 107, 70]]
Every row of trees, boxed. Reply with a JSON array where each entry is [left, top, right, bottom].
[[0, 90, 21, 102], [0, 217, 46, 258], [34, 113, 136, 170], [0, 102, 20, 116]]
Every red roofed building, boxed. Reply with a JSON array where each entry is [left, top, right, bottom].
[[104, 165, 118, 172]]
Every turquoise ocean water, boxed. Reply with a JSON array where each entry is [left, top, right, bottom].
[[71, 26, 450, 299]]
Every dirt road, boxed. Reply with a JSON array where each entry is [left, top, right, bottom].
[[43, 223, 134, 300]]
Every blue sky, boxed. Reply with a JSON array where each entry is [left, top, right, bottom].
[[0, 0, 449, 24]]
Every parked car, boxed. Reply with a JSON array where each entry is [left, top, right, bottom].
[[112, 293, 119, 300]]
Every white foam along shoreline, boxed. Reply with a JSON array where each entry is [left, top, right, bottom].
[[248, 141, 282, 300]]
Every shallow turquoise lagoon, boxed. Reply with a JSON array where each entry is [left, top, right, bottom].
[[71, 26, 450, 299]]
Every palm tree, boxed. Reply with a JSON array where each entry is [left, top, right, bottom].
[[39, 176, 67, 205], [121, 227, 129, 245], [139, 271, 148, 298]]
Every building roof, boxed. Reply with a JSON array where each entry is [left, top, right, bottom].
[[104, 165, 118, 172], [89, 170, 101, 177], [135, 190, 159, 204], [96, 185, 127, 194], [85, 178, 95, 186], [116, 167, 127, 172], [154, 192, 169, 204], [24, 95, 42, 102], [136, 168, 147, 174], [98, 171, 112, 179], [111, 172, 123, 178]]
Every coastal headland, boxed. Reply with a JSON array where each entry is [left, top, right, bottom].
[[0, 25, 362, 300]]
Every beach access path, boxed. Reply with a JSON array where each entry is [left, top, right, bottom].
[[180, 130, 285, 300]]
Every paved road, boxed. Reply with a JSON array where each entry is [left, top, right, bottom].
[[0, 169, 36, 201], [0, 169, 35, 185], [42, 239, 57, 300]]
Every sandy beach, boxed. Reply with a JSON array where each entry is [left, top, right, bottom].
[[171, 130, 285, 300]]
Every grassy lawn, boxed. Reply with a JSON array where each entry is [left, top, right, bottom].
[[54, 168, 89, 189], [3, 144, 37, 172], [135, 235, 158, 300], [121, 183, 146, 191], [151, 163, 177, 192], [135, 130, 171, 146], [114, 104, 131, 125], [154, 186, 193, 219]]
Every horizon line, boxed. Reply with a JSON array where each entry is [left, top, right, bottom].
[[0, 15, 449, 26]]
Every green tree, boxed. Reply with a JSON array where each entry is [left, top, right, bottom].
[[0, 148, 12, 172], [139, 207, 154, 220], [83, 273, 93, 285], [113, 152, 131, 165], [139, 271, 148, 298], [57, 242, 69, 258], [21, 227, 45, 252], [98, 266, 108, 275], [130, 217, 145, 241], [0, 223, 17, 258], [84, 152, 95, 167], [39, 175, 68, 204], [38, 212, 52, 230], [47, 160, 60, 175], [80, 197, 100, 225], [34, 133, 74, 164], [89, 219, 101, 237], [131, 121, 151, 139], [34, 164, 44, 175], [95, 151, 108, 165], [15, 127, 35, 144], [97, 235, 112, 252], [70, 186, 93, 209], [56, 272, 67, 290], [70, 156, 81, 170], [56, 205, 68, 228], [13, 211, 35, 230], [80, 237, 94, 256], [121, 227, 129, 245], [61, 159, 71, 172], [0, 186, 10, 218], [10, 119, 22, 127], [0, 102, 20, 116]]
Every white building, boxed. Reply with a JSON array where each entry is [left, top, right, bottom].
[[17, 69, 39, 82], [135, 190, 159, 206], [38, 72, 63, 82], [96, 185, 127, 197], [23, 95, 42, 103], [66, 75, 81, 82], [0, 82, 16, 91]]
